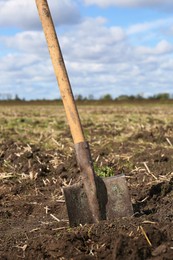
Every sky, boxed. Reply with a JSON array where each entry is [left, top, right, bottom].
[[0, 0, 173, 100]]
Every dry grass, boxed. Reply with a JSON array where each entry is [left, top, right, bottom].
[[0, 103, 173, 187]]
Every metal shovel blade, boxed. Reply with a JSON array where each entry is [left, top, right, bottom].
[[63, 174, 133, 227]]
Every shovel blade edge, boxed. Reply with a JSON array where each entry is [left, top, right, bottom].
[[63, 174, 133, 227]]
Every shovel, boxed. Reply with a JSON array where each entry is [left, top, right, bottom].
[[36, 0, 133, 227]]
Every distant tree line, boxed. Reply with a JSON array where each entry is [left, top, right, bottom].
[[0, 92, 173, 101], [75, 92, 173, 101]]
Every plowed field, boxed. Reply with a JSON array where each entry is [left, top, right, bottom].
[[0, 102, 173, 259]]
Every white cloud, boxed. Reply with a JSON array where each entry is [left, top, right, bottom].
[[1, 31, 47, 54], [127, 18, 173, 35], [0, 0, 80, 30], [0, 16, 173, 99], [84, 0, 173, 10], [155, 40, 173, 54], [136, 40, 173, 55], [0, 52, 56, 99], [60, 18, 126, 61]]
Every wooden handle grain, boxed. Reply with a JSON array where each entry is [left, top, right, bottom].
[[35, 0, 85, 144]]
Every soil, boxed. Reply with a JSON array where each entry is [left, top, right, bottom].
[[0, 106, 173, 259]]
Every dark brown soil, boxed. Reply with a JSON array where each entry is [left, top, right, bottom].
[[0, 110, 173, 259]]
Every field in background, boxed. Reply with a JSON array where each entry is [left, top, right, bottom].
[[0, 102, 173, 259]]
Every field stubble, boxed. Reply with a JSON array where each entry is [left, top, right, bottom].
[[0, 103, 173, 259]]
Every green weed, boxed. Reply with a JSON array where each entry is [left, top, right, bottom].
[[94, 164, 114, 178]]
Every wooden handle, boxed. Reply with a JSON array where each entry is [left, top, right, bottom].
[[35, 0, 85, 144]]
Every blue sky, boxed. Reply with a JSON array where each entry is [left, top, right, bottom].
[[0, 0, 173, 100]]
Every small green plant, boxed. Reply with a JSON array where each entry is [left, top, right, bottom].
[[94, 164, 114, 178]]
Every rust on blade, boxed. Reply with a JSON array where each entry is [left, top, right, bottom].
[[64, 174, 133, 227], [64, 183, 94, 227], [102, 175, 134, 219]]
